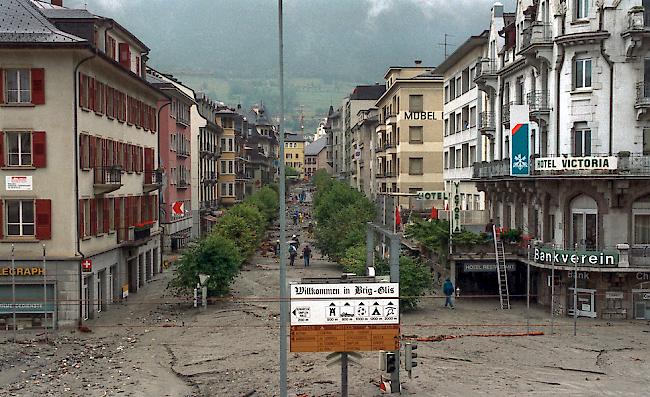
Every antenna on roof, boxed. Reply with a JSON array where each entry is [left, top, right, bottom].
[[438, 33, 455, 59]]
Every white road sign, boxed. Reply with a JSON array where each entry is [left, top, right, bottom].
[[290, 299, 399, 325], [290, 282, 399, 299]]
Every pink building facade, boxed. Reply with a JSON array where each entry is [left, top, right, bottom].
[[147, 69, 194, 251]]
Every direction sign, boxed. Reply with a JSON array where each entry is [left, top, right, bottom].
[[290, 324, 400, 352], [172, 201, 185, 215], [291, 299, 399, 325], [290, 282, 399, 299]]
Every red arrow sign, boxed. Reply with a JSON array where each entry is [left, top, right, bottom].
[[172, 201, 185, 215]]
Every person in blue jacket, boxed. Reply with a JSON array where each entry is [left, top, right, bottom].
[[443, 278, 455, 309]]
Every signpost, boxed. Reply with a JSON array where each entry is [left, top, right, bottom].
[[290, 280, 400, 393], [172, 201, 185, 215]]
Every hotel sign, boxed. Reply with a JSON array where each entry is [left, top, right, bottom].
[[535, 156, 617, 171], [416, 191, 447, 200], [534, 248, 619, 266]]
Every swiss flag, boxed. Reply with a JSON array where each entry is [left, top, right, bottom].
[[430, 206, 438, 220], [395, 206, 401, 229]]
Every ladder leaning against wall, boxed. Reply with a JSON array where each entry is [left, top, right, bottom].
[[493, 225, 511, 309]]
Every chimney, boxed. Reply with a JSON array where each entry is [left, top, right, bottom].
[[51, 0, 63, 6], [414, 60, 422, 65]]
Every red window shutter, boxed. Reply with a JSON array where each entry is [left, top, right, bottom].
[[31, 68, 45, 105], [113, 140, 118, 167], [89, 136, 96, 168], [144, 147, 153, 172], [0, 69, 4, 104], [79, 74, 85, 108], [89, 77, 95, 111], [35, 199, 52, 240], [119, 43, 131, 69], [0, 200, 3, 239], [0, 131, 4, 168], [79, 199, 84, 237], [32, 131, 46, 168], [125, 197, 131, 227], [90, 198, 97, 236], [102, 198, 109, 233], [114, 197, 121, 232]]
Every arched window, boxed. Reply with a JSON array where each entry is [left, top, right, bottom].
[[633, 195, 650, 245], [570, 194, 598, 250]]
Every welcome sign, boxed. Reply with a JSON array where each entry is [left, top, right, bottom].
[[534, 248, 619, 266]]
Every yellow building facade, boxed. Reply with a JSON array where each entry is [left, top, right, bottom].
[[284, 134, 306, 179]]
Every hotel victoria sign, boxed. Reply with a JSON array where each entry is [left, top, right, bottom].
[[535, 156, 618, 171], [534, 248, 619, 266]]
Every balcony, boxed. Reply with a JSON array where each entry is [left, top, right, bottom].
[[202, 172, 217, 184], [176, 144, 190, 158], [177, 179, 189, 189], [385, 170, 397, 178], [622, 6, 650, 59], [385, 142, 397, 150], [520, 22, 553, 50], [527, 90, 550, 114], [501, 103, 511, 126], [118, 222, 154, 245], [376, 144, 385, 153], [143, 169, 163, 193], [635, 81, 650, 109], [478, 111, 495, 134], [472, 158, 510, 179], [93, 166, 122, 194], [475, 58, 497, 80]]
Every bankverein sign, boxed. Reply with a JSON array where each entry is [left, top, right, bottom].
[[534, 248, 619, 266], [535, 156, 618, 171]]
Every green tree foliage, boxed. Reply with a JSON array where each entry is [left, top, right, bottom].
[[404, 219, 451, 262], [172, 188, 279, 296], [170, 234, 242, 296], [285, 166, 300, 177], [340, 244, 366, 276], [313, 178, 374, 262]]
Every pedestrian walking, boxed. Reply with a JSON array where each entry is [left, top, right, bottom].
[[443, 278, 455, 309], [293, 211, 299, 225], [302, 245, 312, 267], [289, 244, 298, 266]]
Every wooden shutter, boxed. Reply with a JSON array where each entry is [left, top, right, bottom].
[[89, 136, 96, 168], [89, 77, 95, 111], [0, 131, 4, 168], [0, 68, 4, 104], [90, 198, 97, 236], [78, 74, 84, 108], [35, 199, 51, 240], [31, 68, 45, 105], [119, 43, 131, 69], [79, 199, 85, 237], [102, 197, 109, 233], [32, 131, 46, 168], [125, 196, 132, 227], [0, 200, 3, 239], [114, 197, 121, 233], [144, 147, 154, 173]]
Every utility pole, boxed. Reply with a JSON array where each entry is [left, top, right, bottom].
[[278, 1, 288, 395], [438, 33, 454, 59]]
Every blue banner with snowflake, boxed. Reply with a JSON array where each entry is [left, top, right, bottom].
[[511, 123, 529, 176]]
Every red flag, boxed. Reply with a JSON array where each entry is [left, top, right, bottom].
[[430, 206, 438, 220], [395, 206, 401, 227]]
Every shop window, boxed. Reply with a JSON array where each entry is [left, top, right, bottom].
[[571, 194, 598, 250], [633, 195, 650, 245]]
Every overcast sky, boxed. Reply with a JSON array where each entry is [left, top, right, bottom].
[[68, 0, 515, 82]]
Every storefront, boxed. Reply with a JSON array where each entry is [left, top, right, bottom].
[[632, 289, 650, 319], [454, 260, 530, 298], [0, 265, 57, 329]]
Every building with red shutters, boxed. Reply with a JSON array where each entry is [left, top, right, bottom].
[[0, 0, 166, 327]]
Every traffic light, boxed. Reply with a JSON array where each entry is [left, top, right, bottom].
[[405, 342, 418, 376], [386, 352, 397, 373]]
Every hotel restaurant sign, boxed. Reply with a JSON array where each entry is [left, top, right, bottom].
[[535, 156, 617, 171], [534, 248, 619, 267]]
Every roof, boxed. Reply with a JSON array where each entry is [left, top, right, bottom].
[[285, 133, 307, 142], [304, 137, 327, 156], [350, 84, 386, 100], [434, 31, 489, 74], [39, 8, 96, 20], [0, 0, 87, 44]]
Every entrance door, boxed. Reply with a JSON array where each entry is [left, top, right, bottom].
[[96, 270, 105, 312], [569, 288, 597, 318], [128, 258, 138, 293], [82, 276, 91, 320]]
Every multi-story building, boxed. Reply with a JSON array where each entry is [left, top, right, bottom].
[[374, 62, 445, 207], [436, 32, 489, 211], [464, 1, 650, 319], [193, 93, 222, 234], [0, 0, 166, 327], [284, 133, 306, 179], [146, 69, 194, 252], [329, 108, 343, 178], [304, 136, 330, 178], [216, 107, 240, 205], [351, 108, 380, 198]]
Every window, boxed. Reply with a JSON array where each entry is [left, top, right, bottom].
[[644, 128, 650, 156], [455, 113, 462, 132], [573, 124, 591, 156], [444, 85, 449, 103], [6, 132, 32, 166], [633, 196, 650, 245], [449, 149, 456, 169], [444, 151, 449, 169], [462, 143, 469, 168], [575, 58, 592, 89], [220, 161, 227, 174], [504, 136, 510, 158], [409, 95, 423, 112], [6, 200, 34, 236], [5, 69, 31, 103], [462, 67, 470, 93], [444, 118, 449, 136], [571, 195, 597, 249], [462, 106, 469, 130], [575, 0, 589, 19], [469, 106, 477, 128], [409, 126, 423, 144], [409, 157, 423, 175]]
